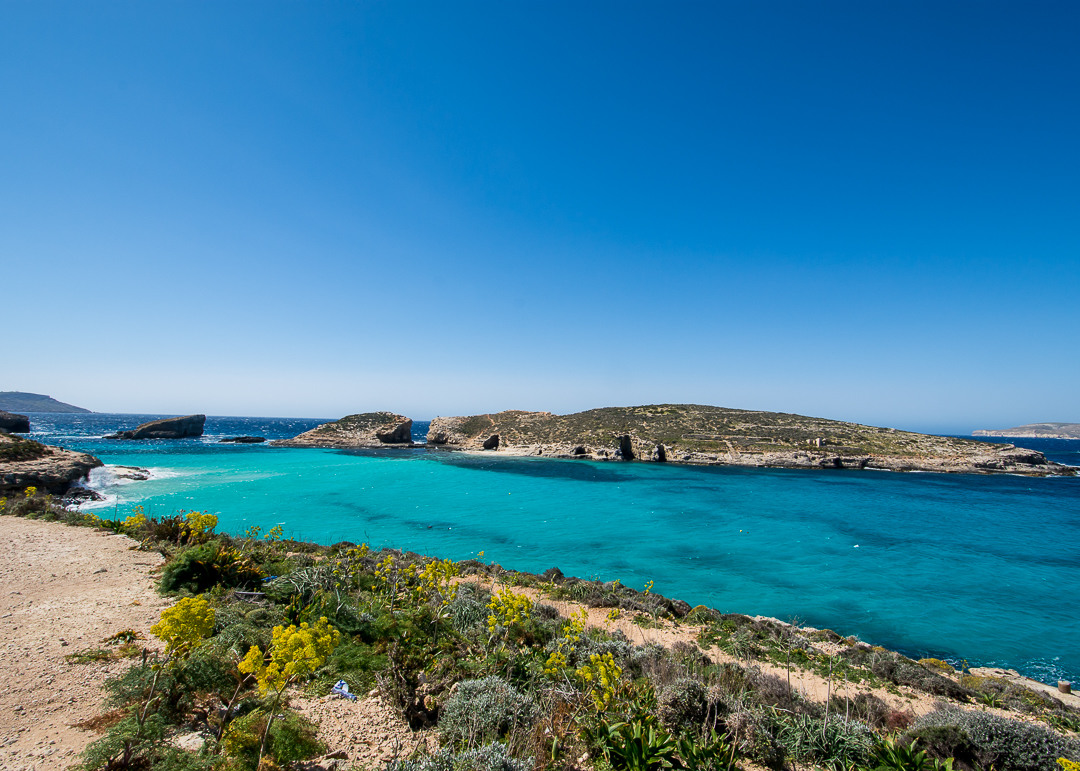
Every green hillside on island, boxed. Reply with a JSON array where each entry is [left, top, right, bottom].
[[425, 404, 1070, 476], [0, 391, 91, 413]]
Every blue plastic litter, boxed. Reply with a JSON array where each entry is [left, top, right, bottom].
[[331, 679, 357, 701]]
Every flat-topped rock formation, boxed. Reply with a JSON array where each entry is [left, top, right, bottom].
[[427, 404, 1073, 476], [278, 412, 413, 449], [0, 411, 30, 433], [0, 434, 103, 494], [974, 422, 1080, 440], [220, 436, 266, 444], [106, 414, 205, 440]]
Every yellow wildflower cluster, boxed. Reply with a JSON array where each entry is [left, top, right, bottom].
[[183, 510, 218, 541], [123, 505, 148, 532], [150, 596, 215, 658], [239, 616, 340, 694], [487, 588, 533, 635], [331, 543, 371, 590], [24, 486, 38, 498], [643, 580, 654, 596], [417, 558, 459, 606], [1058, 760, 1080, 771], [607, 608, 621, 622], [576, 652, 623, 711], [373, 554, 460, 608], [264, 524, 284, 542], [544, 608, 588, 677], [243, 525, 262, 539]]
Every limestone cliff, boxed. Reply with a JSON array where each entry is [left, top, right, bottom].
[[427, 404, 1072, 476], [278, 412, 413, 449], [0, 434, 103, 494], [107, 414, 206, 440]]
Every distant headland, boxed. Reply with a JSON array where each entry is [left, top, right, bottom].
[[974, 422, 1080, 440], [279, 404, 1074, 477], [0, 391, 91, 414]]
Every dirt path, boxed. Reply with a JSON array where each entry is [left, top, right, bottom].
[[0, 517, 169, 771]]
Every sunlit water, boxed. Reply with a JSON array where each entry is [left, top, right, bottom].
[[25, 413, 1080, 684]]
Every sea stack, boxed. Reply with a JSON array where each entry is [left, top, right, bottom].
[[107, 414, 206, 440]]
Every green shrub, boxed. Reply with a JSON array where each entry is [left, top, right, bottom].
[[439, 677, 538, 749], [773, 713, 877, 770], [221, 708, 324, 768], [912, 709, 1080, 771], [387, 742, 533, 771], [159, 541, 263, 595]]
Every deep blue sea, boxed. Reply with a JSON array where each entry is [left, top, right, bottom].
[[24, 413, 1080, 685]]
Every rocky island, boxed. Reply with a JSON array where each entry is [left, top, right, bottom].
[[426, 404, 1072, 476], [276, 412, 413, 448], [974, 422, 1080, 440], [106, 414, 206, 440]]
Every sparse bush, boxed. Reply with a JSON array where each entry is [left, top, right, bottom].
[[773, 713, 877, 769], [657, 677, 709, 735], [912, 708, 1080, 771], [439, 677, 538, 749]]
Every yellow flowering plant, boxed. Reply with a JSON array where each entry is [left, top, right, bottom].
[[576, 652, 624, 712], [487, 587, 533, 639], [150, 596, 216, 659], [236, 616, 340, 766], [238, 616, 341, 695], [182, 510, 218, 542]]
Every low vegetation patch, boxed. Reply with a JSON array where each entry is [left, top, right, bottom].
[[3, 491, 1079, 771]]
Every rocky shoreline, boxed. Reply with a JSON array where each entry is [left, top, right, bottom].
[[0, 434, 103, 496]]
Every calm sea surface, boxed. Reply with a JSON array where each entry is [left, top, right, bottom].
[[24, 413, 1080, 684]]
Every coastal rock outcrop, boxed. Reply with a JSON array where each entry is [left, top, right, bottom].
[[0, 411, 30, 433], [220, 436, 266, 444], [425, 404, 1073, 477], [106, 414, 206, 440], [0, 434, 103, 495], [278, 413, 413, 449]]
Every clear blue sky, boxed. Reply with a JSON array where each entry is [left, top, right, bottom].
[[3, 2, 1078, 433]]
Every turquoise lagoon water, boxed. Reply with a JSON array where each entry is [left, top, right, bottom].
[[26, 413, 1080, 685]]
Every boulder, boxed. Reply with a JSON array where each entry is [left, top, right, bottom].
[[482, 434, 500, 450], [107, 414, 205, 440], [0, 411, 30, 433], [220, 436, 266, 444]]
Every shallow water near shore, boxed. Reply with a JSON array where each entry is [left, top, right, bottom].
[[26, 413, 1080, 685]]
